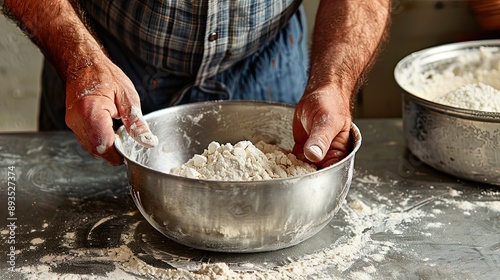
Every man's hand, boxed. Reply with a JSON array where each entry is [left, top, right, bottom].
[[294, 0, 391, 168], [3, 0, 157, 165], [293, 85, 352, 168], [65, 56, 157, 165]]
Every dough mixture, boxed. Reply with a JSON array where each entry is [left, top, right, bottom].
[[170, 140, 317, 181]]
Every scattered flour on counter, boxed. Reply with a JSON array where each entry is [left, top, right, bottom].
[[170, 140, 317, 181], [451, 200, 500, 213], [30, 238, 45, 245], [452, 200, 476, 211], [363, 265, 377, 274], [62, 232, 76, 248], [481, 190, 500, 197], [432, 209, 443, 215], [18, 179, 500, 280], [425, 222, 443, 229], [354, 175, 382, 185], [476, 201, 500, 212], [448, 188, 462, 197], [16, 194, 422, 280], [349, 199, 374, 216], [349, 271, 372, 280], [441, 188, 500, 213]]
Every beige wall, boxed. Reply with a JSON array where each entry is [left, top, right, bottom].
[[0, 15, 42, 132], [302, 1, 320, 47]]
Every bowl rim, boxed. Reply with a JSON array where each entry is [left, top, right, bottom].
[[394, 39, 500, 120], [114, 100, 362, 184]]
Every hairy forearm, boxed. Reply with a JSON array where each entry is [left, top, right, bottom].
[[308, 0, 391, 102], [3, 0, 104, 81]]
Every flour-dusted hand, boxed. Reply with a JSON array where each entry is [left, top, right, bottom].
[[65, 55, 158, 165], [3, 0, 157, 165], [292, 0, 391, 168], [293, 84, 352, 168]]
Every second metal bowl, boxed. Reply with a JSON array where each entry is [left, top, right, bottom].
[[395, 40, 500, 186]]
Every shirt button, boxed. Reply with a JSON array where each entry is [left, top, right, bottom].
[[208, 32, 218, 42]]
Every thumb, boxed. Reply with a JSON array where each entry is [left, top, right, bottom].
[[312, 128, 351, 167], [303, 113, 351, 165], [302, 114, 338, 162]]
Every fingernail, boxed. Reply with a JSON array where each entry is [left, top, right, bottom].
[[308, 145, 323, 159]]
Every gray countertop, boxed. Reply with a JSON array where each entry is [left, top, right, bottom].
[[1, 119, 499, 279]]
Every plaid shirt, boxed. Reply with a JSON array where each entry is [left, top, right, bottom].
[[82, 0, 302, 86]]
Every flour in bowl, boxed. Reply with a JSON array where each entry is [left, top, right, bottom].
[[401, 46, 500, 112], [169, 140, 317, 181], [434, 82, 500, 112]]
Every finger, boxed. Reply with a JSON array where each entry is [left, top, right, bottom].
[[292, 104, 313, 163], [292, 143, 308, 163], [66, 97, 124, 165], [292, 105, 309, 143], [321, 141, 350, 168], [308, 128, 351, 168], [121, 105, 159, 148], [116, 88, 158, 148], [303, 114, 340, 162]]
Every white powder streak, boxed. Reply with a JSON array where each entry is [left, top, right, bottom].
[[96, 144, 106, 155], [129, 106, 142, 119], [474, 201, 500, 212], [30, 238, 45, 245], [127, 106, 159, 148], [138, 132, 158, 147]]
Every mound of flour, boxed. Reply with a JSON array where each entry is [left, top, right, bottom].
[[169, 140, 317, 181], [435, 82, 500, 112], [402, 46, 500, 112]]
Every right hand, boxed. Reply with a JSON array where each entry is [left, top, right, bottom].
[[65, 56, 158, 165], [292, 84, 352, 169]]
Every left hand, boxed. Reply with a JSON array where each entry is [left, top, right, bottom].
[[293, 84, 353, 168]]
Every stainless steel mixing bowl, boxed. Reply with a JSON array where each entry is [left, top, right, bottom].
[[114, 101, 362, 252], [395, 40, 500, 186]]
